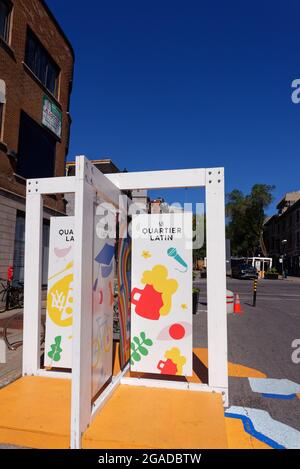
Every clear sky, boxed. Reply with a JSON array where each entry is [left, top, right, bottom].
[[48, 0, 300, 213]]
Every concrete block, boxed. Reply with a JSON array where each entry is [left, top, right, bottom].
[[0, 339, 6, 364]]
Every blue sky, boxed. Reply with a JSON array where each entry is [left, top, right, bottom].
[[48, 0, 300, 213]]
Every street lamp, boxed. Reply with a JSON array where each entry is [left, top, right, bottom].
[[281, 239, 287, 278]]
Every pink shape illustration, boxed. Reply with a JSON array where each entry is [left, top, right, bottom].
[[54, 246, 72, 258], [157, 321, 192, 340]]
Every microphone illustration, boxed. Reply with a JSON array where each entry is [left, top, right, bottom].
[[167, 247, 188, 273]]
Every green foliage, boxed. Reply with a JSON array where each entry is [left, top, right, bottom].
[[192, 213, 206, 264], [130, 332, 153, 365], [47, 336, 63, 362], [226, 184, 275, 257], [266, 267, 279, 274]]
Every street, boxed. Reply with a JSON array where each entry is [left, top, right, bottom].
[[194, 276, 300, 434]]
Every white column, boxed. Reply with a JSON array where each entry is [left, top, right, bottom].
[[71, 156, 94, 448], [205, 168, 228, 405], [22, 189, 43, 375]]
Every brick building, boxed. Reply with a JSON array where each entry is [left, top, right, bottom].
[[264, 191, 300, 276], [0, 0, 74, 282]]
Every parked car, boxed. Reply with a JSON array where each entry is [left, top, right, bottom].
[[231, 263, 258, 279]]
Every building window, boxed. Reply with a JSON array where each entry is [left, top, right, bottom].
[[25, 28, 60, 97], [13, 211, 50, 286], [17, 111, 56, 179], [0, 0, 11, 43]]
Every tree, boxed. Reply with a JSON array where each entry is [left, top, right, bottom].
[[226, 184, 274, 257]]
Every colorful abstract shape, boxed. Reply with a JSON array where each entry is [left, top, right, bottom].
[[47, 273, 74, 327], [157, 321, 192, 340], [47, 336, 63, 362], [130, 331, 153, 365], [167, 247, 188, 273], [117, 237, 131, 369], [225, 406, 300, 449], [54, 246, 72, 258], [131, 265, 178, 320], [142, 250, 151, 259], [157, 347, 186, 376], [248, 378, 300, 397]]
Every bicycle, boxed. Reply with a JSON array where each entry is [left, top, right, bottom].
[[0, 278, 24, 313]]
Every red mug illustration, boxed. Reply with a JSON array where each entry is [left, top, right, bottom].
[[157, 358, 177, 375], [131, 284, 163, 320]]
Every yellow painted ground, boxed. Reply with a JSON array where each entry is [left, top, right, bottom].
[[0, 345, 270, 449], [193, 348, 267, 379], [225, 418, 270, 449], [0, 376, 71, 448], [83, 385, 227, 449]]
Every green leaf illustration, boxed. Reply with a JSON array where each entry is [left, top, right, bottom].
[[137, 345, 148, 356], [130, 331, 153, 364], [143, 338, 153, 346], [48, 336, 63, 362], [132, 351, 141, 362]]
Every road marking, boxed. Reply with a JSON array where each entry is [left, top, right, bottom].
[[248, 378, 300, 396], [226, 406, 300, 449]]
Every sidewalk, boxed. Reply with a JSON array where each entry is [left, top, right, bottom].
[[0, 309, 23, 389]]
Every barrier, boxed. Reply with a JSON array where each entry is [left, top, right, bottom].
[[226, 289, 234, 314]]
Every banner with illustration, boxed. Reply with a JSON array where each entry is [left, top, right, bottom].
[[92, 202, 116, 397], [44, 217, 74, 369], [130, 213, 193, 376]]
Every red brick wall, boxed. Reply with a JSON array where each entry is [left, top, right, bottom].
[[0, 0, 74, 211]]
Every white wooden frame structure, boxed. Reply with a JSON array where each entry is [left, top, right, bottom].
[[22, 155, 228, 449]]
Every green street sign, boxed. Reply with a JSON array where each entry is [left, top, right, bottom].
[[42, 95, 62, 139]]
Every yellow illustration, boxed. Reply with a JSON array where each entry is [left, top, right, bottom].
[[165, 347, 186, 375], [141, 265, 178, 316], [92, 338, 101, 369], [142, 250, 151, 259], [181, 303, 187, 310], [92, 324, 112, 369], [47, 273, 74, 327]]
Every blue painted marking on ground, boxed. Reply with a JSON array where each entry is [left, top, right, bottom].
[[225, 412, 285, 449], [261, 393, 296, 400]]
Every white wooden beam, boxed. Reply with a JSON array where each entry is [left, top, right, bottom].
[[26, 176, 76, 195], [106, 168, 206, 190], [205, 167, 228, 406], [71, 171, 94, 449], [91, 364, 130, 420], [22, 192, 43, 375], [76, 156, 120, 207]]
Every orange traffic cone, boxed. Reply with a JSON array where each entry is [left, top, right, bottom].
[[233, 293, 243, 314]]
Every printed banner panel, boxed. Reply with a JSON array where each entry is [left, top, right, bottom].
[[92, 202, 116, 397], [44, 217, 74, 368], [131, 213, 193, 376]]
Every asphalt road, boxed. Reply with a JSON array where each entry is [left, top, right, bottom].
[[193, 276, 300, 432]]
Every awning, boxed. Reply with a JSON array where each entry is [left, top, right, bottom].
[[0, 79, 6, 104]]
